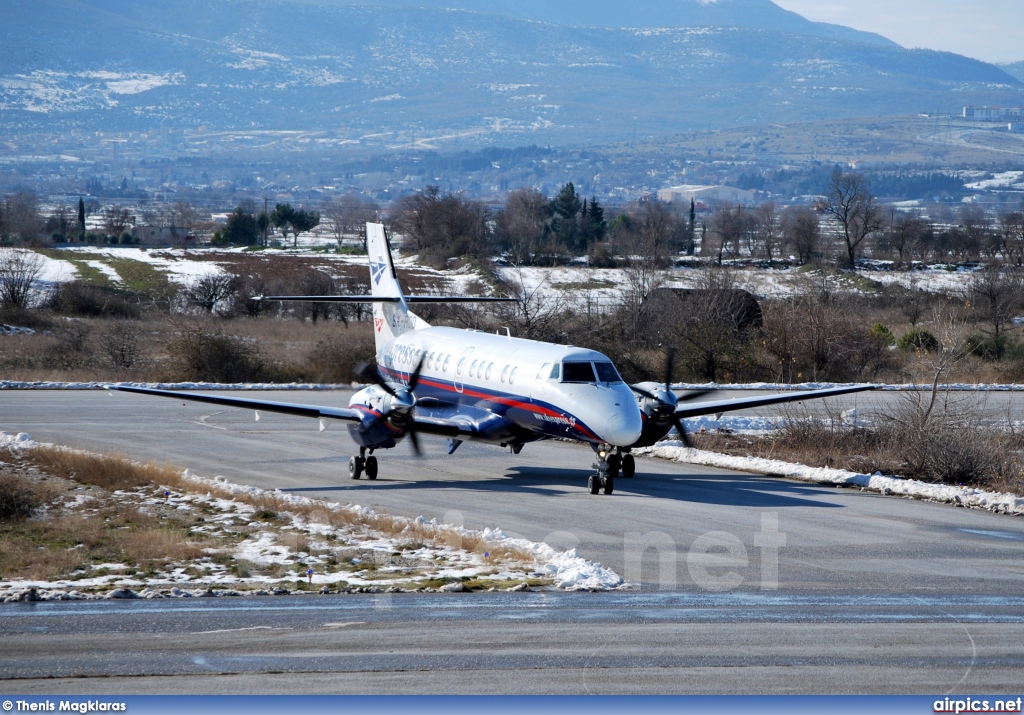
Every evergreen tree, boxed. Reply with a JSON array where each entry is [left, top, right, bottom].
[[550, 182, 582, 253], [78, 197, 86, 241]]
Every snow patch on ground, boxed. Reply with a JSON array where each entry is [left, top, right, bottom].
[[640, 441, 1024, 516], [0, 431, 625, 599]]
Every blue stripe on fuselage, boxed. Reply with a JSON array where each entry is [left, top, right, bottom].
[[377, 365, 602, 443]]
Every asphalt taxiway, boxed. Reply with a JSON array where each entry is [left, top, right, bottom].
[[2, 389, 1023, 693]]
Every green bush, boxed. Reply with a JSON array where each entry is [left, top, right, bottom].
[[963, 333, 1012, 361], [897, 328, 940, 354], [869, 323, 896, 346]]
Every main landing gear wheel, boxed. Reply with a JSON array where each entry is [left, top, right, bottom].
[[349, 455, 363, 480], [588, 475, 600, 495], [622, 454, 635, 479], [607, 454, 621, 479], [365, 456, 378, 480]]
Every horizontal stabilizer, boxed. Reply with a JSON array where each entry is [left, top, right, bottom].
[[256, 295, 516, 303]]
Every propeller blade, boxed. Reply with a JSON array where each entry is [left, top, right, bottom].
[[407, 426, 422, 457], [357, 361, 398, 398], [408, 353, 427, 392], [676, 388, 714, 404], [629, 384, 658, 400], [664, 346, 675, 394], [673, 417, 692, 448]]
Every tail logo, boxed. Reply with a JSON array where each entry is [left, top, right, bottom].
[[374, 317, 385, 333], [370, 261, 387, 285]]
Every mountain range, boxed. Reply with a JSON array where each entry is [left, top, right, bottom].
[[1, 0, 1022, 146]]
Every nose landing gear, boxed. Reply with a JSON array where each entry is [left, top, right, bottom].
[[590, 444, 616, 495], [349, 448, 378, 480]]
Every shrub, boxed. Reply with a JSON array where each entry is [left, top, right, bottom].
[[0, 475, 43, 521], [167, 328, 271, 383], [962, 333, 1012, 361], [303, 330, 377, 383], [869, 323, 896, 346], [46, 281, 140, 318], [897, 328, 940, 354]]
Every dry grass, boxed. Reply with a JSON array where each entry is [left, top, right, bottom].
[[24, 445, 184, 491], [694, 409, 1024, 494], [11, 445, 538, 582]]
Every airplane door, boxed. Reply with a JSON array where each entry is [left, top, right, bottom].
[[454, 346, 474, 394]]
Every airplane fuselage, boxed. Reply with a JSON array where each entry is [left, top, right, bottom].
[[346, 326, 643, 451]]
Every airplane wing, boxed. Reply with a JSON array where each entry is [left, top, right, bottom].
[[106, 385, 364, 422], [674, 384, 878, 420]]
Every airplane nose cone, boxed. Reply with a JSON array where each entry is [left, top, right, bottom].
[[600, 406, 643, 447]]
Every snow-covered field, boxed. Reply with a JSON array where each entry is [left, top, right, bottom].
[[497, 261, 982, 303], [0, 432, 624, 601]]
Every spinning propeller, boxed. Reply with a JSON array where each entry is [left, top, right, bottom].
[[358, 355, 427, 455], [629, 347, 712, 447]]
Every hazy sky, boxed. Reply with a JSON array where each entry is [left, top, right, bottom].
[[771, 0, 1023, 64]]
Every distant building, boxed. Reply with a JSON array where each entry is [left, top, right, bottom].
[[656, 184, 755, 205], [132, 225, 192, 246], [963, 106, 1024, 120]]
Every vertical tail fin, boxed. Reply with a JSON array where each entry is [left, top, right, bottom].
[[366, 222, 429, 356]]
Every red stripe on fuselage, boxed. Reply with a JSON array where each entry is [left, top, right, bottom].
[[378, 366, 601, 442]]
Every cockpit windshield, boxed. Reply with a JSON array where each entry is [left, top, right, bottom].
[[594, 362, 622, 383], [561, 361, 623, 384], [562, 362, 596, 383]]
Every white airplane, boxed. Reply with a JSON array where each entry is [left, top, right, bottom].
[[110, 222, 876, 495]]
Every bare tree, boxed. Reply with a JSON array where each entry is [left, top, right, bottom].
[[781, 205, 820, 265], [704, 203, 751, 264], [100, 321, 143, 369], [753, 201, 784, 264], [495, 267, 569, 342], [186, 274, 240, 314], [998, 210, 1024, 266], [882, 211, 929, 268], [495, 188, 551, 265], [966, 263, 1024, 358], [816, 169, 884, 266], [45, 203, 75, 242], [103, 205, 134, 239], [322, 194, 380, 249], [0, 192, 43, 244], [0, 248, 44, 308]]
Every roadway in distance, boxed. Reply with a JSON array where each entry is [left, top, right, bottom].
[[2, 389, 1023, 694]]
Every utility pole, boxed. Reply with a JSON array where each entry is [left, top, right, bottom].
[[263, 197, 269, 247]]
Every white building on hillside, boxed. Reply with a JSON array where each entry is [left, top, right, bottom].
[[656, 184, 755, 205]]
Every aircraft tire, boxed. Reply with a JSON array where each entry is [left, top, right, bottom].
[[365, 456, 378, 480], [607, 454, 621, 478], [349, 456, 363, 480], [622, 454, 635, 479], [603, 476, 614, 495], [588, 475, 600, 495]]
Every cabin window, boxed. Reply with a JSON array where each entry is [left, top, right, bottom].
[[470, 359, 479, 377], [549, 363, 560, 379], [428, 352, 436, 368], [594, 362, 623, 383], [509, 367, 518, 385], [485, 362, 493, 380], [562, 361, 596, 383], [457, 357, 466, 376], [443, 355, 451, 373], [501, 365, 509, 383]]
